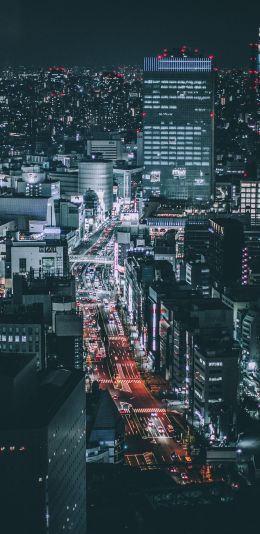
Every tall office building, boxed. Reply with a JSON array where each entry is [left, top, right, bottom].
[[142, 47, 214, 202], [247, 28, 260, 132], [208, 218, 244, 288], [0, 354, 86, 534], [240, 179, 260, 224], [191, 330, 239, 436], [258, 28, 260, 132]]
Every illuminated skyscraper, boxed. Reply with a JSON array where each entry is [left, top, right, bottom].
[[240, 178, 260, 224], [142, 47, 214, 202], [257, 27, 260, 134], [248, 28, 260, 136]]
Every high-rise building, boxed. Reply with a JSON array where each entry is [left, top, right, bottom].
[[258, 28, 260, 133], [208, 218, 244, 288], [114, 225, 150, 287], [136, 131, 144, 166], [142, 47, 214, 202], [49, 304, 83, 370], [240, 179, 260, 224], [248, 28, 260, 133], [113, 164, 143, 202], [244, 226, 260, 285], [0, 353, 86, 534], [191, 330, 239, 437], [241, 306, 260, 370], [185, 258, 210, 296]]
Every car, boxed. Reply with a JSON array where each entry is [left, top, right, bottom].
[[158, 426, 164, 434], [170, 467, 179, 473], [112, 394, 119, 400], [151, 412, 157, 417], [181, 472, 189, 480], [167, 424, 174, 433], [171, 452, 177, 460]]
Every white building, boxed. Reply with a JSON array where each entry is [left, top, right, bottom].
[[86, 139, 123, 162], [78, 159, 113, 215], [10, 239, 68, 281]]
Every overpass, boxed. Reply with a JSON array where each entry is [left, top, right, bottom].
[[69, 254, 113, 266]]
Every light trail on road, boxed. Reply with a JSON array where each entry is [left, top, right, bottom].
[[73, 219, 192, 478]]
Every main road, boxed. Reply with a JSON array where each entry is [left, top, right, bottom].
[[97, 303, 190, 470], [73, 219, 197, 480]]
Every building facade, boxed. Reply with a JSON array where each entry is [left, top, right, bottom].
[[10, 239, 68, 280], [208, 218, 244, 288], [192, 332, 239, 437], [78, 159, 113, 215], [86, 138, 123, 162], [240, 179, 260, 224], [0, 355, 86, 534], [0, 305, 45, 369], [142, 48, 214, 202]]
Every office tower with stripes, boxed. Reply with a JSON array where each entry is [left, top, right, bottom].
[[142, 47, 214, 203]]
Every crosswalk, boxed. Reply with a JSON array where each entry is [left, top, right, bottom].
[[98, 379, 113, 384], [98, 377, 142, 384], [120, 378, 142, 383], [125, 452, 157, 469], [133, 407, 166, 414]]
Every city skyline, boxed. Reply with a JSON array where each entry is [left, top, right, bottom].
[[0, 9, 260, 533], [1, 0, 259, 68]]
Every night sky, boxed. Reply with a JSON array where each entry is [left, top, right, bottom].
[[1, 0, 260, 68]]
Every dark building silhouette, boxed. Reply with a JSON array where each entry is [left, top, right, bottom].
[[0, 353, 86, 534], [87, 389, 125, 464], [208, 218, 244, 288], [0, 303, 45, 369]]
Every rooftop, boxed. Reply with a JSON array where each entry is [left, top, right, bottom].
[[93, 389, 123, 430], [194, 330, 240, 358], [0, 360, 84, 429], [222, 286, 260, 302], [0, 304, 43, 323], [0, 353, 35, 378]]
